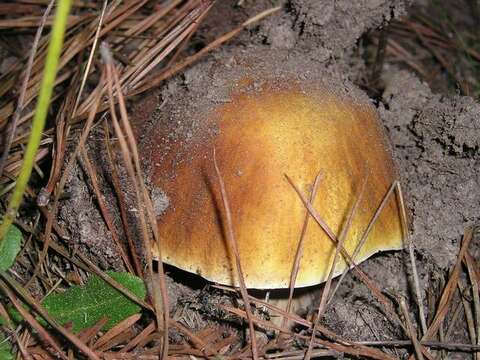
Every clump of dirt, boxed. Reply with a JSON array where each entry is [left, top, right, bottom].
[[290, 0, 412, 53]]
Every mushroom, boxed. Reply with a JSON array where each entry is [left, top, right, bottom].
[[144, 63, 404, 319]]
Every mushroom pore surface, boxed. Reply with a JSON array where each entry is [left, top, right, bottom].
[[146, 80, 404, 289]]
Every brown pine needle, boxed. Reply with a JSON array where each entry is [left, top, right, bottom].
[[79, 148, 134, 273], [223, 305, 396, 360], [305, 175, 367, 360], [328, 179, 397, 304], [119, 321, 156, 353], [77, 317, 109, 344], [0, 278, 67, 360], [93, 314, 141, 350], [465, 253, 480, 360], [213, 148, 259, 360], [101, 42, 170, 359], [131, 5, 282, 95], [282, 171, 323, 329], [406, 227, 475, 360], [397, 182, 428, 336], [399, 296, 427, 360], [103, 122, 143, 276], [285, 174, 404, 332]]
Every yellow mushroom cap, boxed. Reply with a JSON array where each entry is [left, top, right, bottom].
[[145, 75, 404, 289]]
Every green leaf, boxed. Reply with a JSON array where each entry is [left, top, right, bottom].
[[0, 225, 22, 272], [0, 333, 14, 360], [5, 305, 25, 326], [41, 272, 146, 333]]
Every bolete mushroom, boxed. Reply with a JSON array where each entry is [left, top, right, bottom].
[[144, 62, 404, 296]]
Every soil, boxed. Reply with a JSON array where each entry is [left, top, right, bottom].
[[381, 68, 480, 269], [57, 0, 479, 349]]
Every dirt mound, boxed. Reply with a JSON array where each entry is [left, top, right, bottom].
[[381, 69, 480, 269]]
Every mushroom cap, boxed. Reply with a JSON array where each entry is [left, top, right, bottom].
[[145, 75, 404, 289]]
